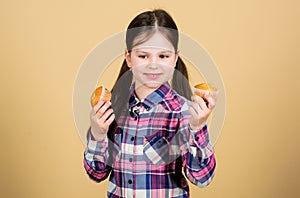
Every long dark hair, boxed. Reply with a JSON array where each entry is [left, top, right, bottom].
[[107, 9, 192, 143]]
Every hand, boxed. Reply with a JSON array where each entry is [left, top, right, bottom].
[[188, 91, 217, 130], [89, 100, 115, 141]]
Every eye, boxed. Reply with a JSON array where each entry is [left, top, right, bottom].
[[138, 55, 147, 59], [159, 54, 169, 59]]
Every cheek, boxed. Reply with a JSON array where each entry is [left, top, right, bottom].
[[161, 66, 175, 79], [161, 57, 177, 68], [131, 66, 142, 76], [131, 57, 145, 66]]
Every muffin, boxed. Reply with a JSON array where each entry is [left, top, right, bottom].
[[194, 83, 218, 99], [90, 85, 112, 106]]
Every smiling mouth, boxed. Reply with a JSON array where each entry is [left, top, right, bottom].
[[144, 73, 162, 80]]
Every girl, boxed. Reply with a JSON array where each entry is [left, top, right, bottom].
[[84, 9, 216, 198]]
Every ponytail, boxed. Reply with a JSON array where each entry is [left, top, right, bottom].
[[107, 59, 132, 142], [172, 56, 193, 100], [106, 59, 132, 165]]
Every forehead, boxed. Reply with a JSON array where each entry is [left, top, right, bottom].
[[132, 32, 175, 52]]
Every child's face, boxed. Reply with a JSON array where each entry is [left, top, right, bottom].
[[125, 31, 178, 91]]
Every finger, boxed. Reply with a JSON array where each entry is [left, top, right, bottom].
[[96, 101, 111, 118], [104, 113, 115, 128], [193, 95, 208, 111], [97, 100, 111, 113], [92, 100, 105, 115], [203, 93, 216, 110], [99, 108, 114, 123], [189, 100, 201, 115], [94, 100, 105, 111]]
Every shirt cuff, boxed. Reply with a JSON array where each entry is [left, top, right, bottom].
[[85, 128, 109, 162], [189, 125, 214, 159]]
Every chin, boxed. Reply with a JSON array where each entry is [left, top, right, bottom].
[[143, 81, 163, 89]]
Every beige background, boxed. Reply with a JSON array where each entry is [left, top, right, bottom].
[[1, 0, 299, 197]]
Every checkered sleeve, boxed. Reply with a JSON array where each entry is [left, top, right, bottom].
[[179, 102, 217, 188], [184, 125, 216, 187], [189, 125, 215, 161], [83, 127, 111, 183]]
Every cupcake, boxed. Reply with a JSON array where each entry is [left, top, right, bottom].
[[194, 83, 218, 100], [90, 85, 112, 106]]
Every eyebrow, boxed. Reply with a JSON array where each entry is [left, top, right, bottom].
[[134, 49, 174, 53]]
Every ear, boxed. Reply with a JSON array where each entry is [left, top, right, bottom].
[[125, 50, 132, 68]]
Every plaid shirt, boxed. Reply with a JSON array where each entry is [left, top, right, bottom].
[[84, 82, 216, 198]]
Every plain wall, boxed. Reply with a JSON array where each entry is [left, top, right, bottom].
[[0, 0, 299, 197]]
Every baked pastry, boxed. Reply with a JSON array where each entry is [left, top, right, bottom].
[[194, 83, 218, 99], [90, 85, 112, 106]]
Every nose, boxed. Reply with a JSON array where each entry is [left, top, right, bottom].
[[148, 56, 159, 69]]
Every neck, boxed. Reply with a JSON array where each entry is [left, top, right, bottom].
[[134, 85, 156, 100]]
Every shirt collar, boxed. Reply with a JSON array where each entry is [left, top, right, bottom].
[[128, 82, 171, 110]]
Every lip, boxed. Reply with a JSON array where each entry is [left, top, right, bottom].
[[144, 73, 163, 80]]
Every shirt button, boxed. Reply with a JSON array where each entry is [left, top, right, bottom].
[[128, 179, 132, 184], [129, 158, 133, 162], [131, 137, 135, 141]]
